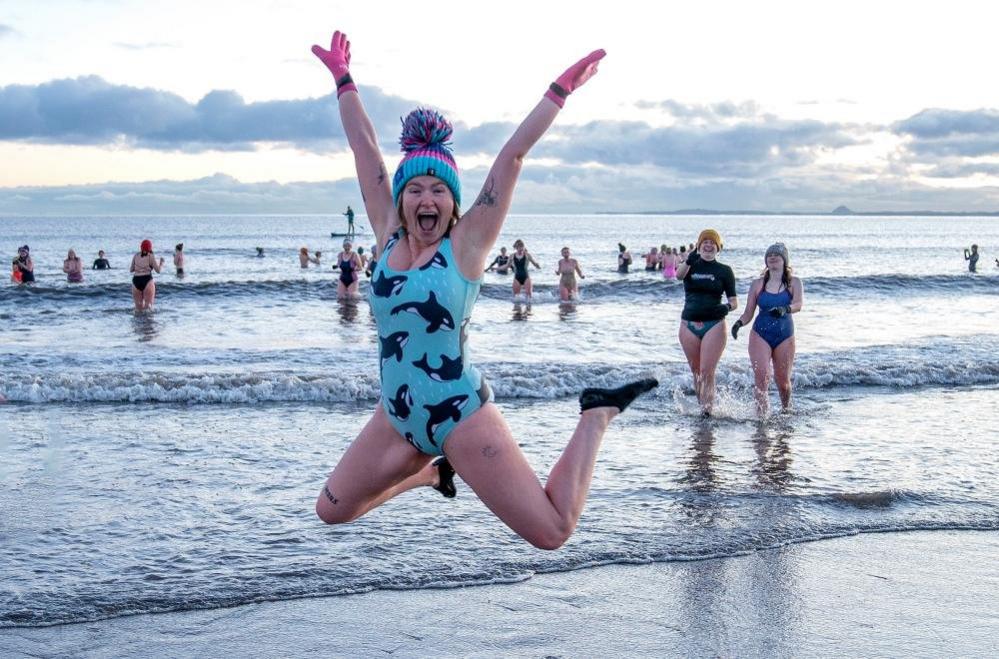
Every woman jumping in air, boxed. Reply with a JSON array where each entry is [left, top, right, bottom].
[[310, 30, 656, 550]]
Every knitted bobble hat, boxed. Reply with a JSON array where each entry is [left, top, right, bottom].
[[392, 108, 461, 207]]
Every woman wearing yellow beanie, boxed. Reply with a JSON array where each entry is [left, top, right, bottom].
[[675, 229, 738, 415]]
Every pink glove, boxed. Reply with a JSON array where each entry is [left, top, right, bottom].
[[311, 30, 356, 97], [544, 49, 606, 108]]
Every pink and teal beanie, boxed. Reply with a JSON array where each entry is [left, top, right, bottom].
[[392, 108, 461, 207]]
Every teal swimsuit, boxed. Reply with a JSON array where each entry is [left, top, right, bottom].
[[369, 231, 493, 456]]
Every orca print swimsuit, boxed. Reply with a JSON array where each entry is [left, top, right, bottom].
[[369, 231, 493, 456]]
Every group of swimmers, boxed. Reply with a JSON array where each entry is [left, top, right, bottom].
[[9, 242, 185, 311], [299, 238, 379, 299], [484, 240, 584, 301]]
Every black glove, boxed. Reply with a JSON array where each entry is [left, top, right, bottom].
[[731, 319, 743, 339], [713, 303, 731, 318], [769, 305, 790, 318], [685, 251, 701, 266]]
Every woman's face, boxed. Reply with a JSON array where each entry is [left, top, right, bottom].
[[699, 240, 718, 257], [765, 253, 785, 269], [561, 247, 570, 258], [401, 175, 455, 245]]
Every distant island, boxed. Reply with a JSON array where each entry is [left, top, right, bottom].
[[597, 206, 999, 217]]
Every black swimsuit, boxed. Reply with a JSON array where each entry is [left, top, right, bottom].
[[513, 254, 529, 285], [339, 255, 357, 286], [494, 255, 511, 274]]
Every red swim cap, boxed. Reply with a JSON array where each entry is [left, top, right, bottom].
[[140, 239, 153, 252]]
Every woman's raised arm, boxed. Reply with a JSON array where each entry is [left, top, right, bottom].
[[454, 49, 605, 267], [312, 31, 395, 245]]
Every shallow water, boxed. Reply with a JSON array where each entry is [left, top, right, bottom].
[[1, 214, 998, 626]]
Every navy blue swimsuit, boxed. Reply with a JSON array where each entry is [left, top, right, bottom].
[[753, 287, 794, 350]]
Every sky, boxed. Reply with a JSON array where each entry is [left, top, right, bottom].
[[2, 0, 999, 214]]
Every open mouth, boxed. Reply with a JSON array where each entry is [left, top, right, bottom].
[[417, 211, 439, 232]]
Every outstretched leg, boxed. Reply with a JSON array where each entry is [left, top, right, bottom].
[[444, 380, 657, 550], [316, 406, 436, 524]]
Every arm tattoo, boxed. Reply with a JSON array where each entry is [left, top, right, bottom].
[[377, 163, 387, 185], [323, 485, 339, 505], [475, 177, 498, 207], [481, 446, 498, 458]]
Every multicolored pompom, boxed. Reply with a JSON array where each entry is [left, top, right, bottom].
[[399, 108, 454, 154]]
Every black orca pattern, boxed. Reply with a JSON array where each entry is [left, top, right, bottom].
[[372, 271, 407, 298], [412, 352, 463, 382], [390, 291, 455, 333], [419, 251, 448, 271], [379, 331, 409, 366], [387, 384, 413, 420], [424, 394, 469, 446], [404, 432, 418, 450]]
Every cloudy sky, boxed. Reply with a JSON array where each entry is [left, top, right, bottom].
[[2, 0, 999, 214]]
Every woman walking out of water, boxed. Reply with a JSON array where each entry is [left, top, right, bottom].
[[63, 249, 84, 283], [556, 246, 585, 301], [336, 238, 362, 299], [510, 239, 540, 299], [310, 30, 655, 549], [731, 243, 803, 415], [130, 239, 164, 311], [675, 229, 737, 416]]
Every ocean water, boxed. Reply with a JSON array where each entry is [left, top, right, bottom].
[[1, 213, 997, 627]]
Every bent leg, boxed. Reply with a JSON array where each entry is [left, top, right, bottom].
[[748, 331, 774, 416], [444, 403, 617, 550], [772, 336, 796, 410], [316, 406, 434, 524], [697, 321, 727, 414]]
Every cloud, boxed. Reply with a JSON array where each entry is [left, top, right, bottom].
[[536, 119, 859, 178], [0, 76, 418, 153], [894, 108, 999, 158], [0, 24, 18, 39], [636, 99, 761, 120]]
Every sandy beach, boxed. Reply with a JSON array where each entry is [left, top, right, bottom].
[[2, 530, 995, 658]]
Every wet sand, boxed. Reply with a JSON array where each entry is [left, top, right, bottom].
[[2, 530, 996, 658]]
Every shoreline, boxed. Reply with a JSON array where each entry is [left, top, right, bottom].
[[3, 529, 996, 657]]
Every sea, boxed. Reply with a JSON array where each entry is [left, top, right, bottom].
[[1, 213, 997, 628]]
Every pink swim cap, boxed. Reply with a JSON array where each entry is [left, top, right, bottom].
[[140, 239, 153, 252]]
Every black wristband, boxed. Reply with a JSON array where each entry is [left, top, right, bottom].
[[548, 82, 569, 99], [336, 73, 354, 89]]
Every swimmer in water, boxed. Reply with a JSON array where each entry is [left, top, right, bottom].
[[510, 239, 541, 299], [173, 243, 185, 277], [93, 250, 111, 269], [617, 243, 632, 273], [964, 244, 980, 273], [129, 239, 165, 311], [731, 243, 804, 415], [311, 29, 657, 549], [556, 246, 584, 301], [336, 239, 362, 299], [63, 249, 84, 283], [485, 246, 512, 274]]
